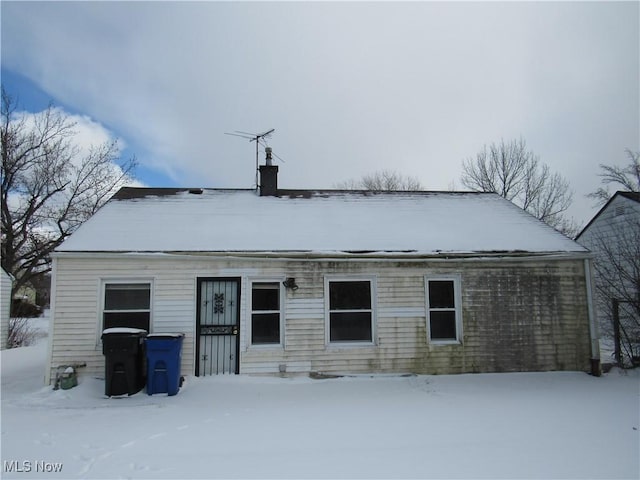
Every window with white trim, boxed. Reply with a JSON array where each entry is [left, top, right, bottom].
[[426, 276, 462, 343], [327, 278, 374, 344], [250, 282, 282, 345], [103, 282, 151, 332]]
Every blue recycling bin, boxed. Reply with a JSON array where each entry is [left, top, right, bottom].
[[145, 333, 184, 396]]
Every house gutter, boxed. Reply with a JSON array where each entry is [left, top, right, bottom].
[[51, 250, 593, 263], [584, 258, 601, 376]]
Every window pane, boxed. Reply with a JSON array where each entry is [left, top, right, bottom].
[[104, 312, 150, 332], [428, 281, 455, 308], [105, 284, 150, 310], [430, 311, 457, 340], [330, 281, 371, 310], [330, 312, 372, 342], [251, 313, 280, 344], [252, 283, 279, 311]]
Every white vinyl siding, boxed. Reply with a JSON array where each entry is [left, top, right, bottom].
[[48, 254, 592, 382], [0, 269, 12, 350]]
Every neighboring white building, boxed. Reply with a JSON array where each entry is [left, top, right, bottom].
[[576, 191, 640, 363], [45, 164, 600, 384], [1, 267, 14, 350]]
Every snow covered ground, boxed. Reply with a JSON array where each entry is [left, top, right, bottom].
[[1, 323, 639, 479]]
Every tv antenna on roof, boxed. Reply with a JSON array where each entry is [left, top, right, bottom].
[[225, 128, 282, 188]]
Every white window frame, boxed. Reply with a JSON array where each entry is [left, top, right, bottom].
[[98, 279, 154, 342], [425, 275, 462, 345], [248, 278, 285, 348], [324, 276, 377, 347]]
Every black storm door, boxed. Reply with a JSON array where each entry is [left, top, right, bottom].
[[196, 278, 240, 375]]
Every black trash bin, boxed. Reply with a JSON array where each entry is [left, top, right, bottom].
[[101, 328, 147, 396], [146, 333, 184, 396]]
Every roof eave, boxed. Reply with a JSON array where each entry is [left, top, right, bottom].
[[576, 191, 640, 240], [52, 249, 592, 262]]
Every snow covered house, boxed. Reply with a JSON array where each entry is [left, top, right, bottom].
[[45, 164, 601, 384]]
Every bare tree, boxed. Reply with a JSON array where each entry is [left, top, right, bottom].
[[581, 150, 640, 366], [1, 86, 136, 304], [461, 138, 577, 236], [588, 149, 640, 205], [582, 215, 640, 366], [336, 170, 424, 191]]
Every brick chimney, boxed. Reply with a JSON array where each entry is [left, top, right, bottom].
[[259, 147, 278, 196]]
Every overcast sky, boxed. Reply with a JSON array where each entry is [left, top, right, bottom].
[[2, 1, 638, 228]]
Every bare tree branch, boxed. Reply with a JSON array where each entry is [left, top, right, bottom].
[[588, 149, 640, 205], [335, 169, 424, 191], [1, 86, 136, 299], [581, 216, 640, 365], [461, 138, 577, 236]]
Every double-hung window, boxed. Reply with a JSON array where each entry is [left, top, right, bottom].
[[251, 282, 282, 345], [426, 276, 462, 343], [103, 282, 151, 332], [326, 278, 375, 344]]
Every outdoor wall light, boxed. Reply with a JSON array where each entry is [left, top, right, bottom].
[[283, 277, 299, 291]]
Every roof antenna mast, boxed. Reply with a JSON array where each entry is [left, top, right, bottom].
[[225, 128, 275, 189]]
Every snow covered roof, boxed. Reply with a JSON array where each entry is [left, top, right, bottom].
[[56, 188, 587, 256]]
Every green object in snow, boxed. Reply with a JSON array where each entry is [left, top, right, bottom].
[[59, 367, 78, 390]]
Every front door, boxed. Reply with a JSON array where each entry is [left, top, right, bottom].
[[196, 278, 240, 375]]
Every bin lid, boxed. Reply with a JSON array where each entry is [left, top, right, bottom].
[[146, 333, 184, 339], [102, 327, 148, 335]]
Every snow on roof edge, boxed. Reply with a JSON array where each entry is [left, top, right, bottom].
[[52, 249, 592, 261]]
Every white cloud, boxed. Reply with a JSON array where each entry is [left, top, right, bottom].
[[63, 110, 125, 162], [12, 108, 143, 188]]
